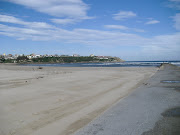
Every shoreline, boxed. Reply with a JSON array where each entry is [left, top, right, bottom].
[[0, 65, 157, 135]]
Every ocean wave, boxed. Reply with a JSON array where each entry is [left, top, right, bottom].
[[23, 61, 180, 67]]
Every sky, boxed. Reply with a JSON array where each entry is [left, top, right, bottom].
[[0, 0, 180, 61]]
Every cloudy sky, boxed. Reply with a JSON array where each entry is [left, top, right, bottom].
[[0, 0, 180, 60]]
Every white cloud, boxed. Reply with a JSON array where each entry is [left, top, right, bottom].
[[104, 25, 129, 30], [51, 16, 94, 25], [168, 0, 180, 10], [132, 28, 145, 33], [104, 25, 145, 32], [0, 14, 25, 24], [51, 18, 77, 25], [0, 14, 180, 59], [113, 11, 136, 20], [142, 32, 180, 59], [145, 20, 160, 25], [173, 13, 180, 30], [7, 0, 92, 22], [0, 15, 147, 45], [0, 14, 53, 29]]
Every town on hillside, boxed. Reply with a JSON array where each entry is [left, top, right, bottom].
[[0, 53, 123, 63]]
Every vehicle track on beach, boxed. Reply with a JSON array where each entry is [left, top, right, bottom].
[[0, 66, 157, 135]]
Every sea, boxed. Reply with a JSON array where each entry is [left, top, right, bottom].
[[23, 61, 180, 67]]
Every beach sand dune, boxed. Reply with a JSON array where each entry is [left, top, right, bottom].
[[0, 65, 157, 135]]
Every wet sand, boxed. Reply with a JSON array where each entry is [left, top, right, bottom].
[[0, 64, 157, 135]]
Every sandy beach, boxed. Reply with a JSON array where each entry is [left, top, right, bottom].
[[74, 64, 180, 135], [0, 64, 157, 135]]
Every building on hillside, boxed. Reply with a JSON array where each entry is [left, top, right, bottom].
[[90, 54, 95, 57], [73, 54, 80, 57], [96, 56, 109, 59]]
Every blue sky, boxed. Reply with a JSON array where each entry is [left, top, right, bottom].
[[0, 0, 180, 60]]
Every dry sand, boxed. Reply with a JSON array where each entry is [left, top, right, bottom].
[[0, 64, 157, 135], [74, 64, 180, 135]]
